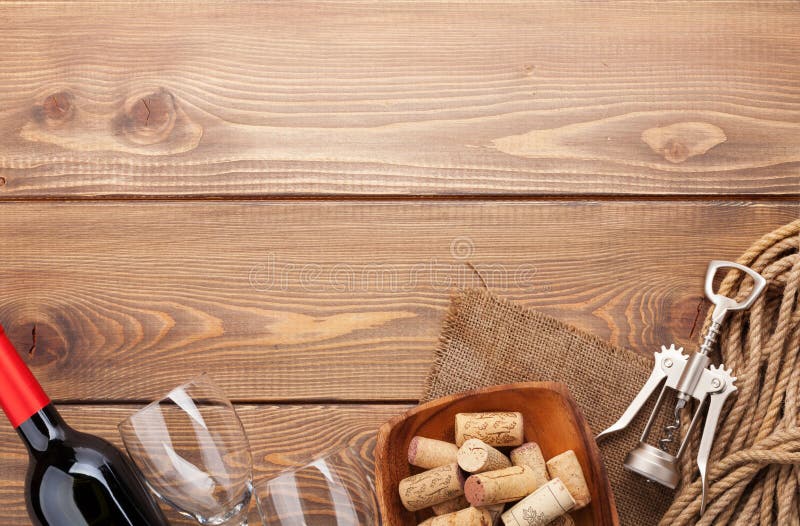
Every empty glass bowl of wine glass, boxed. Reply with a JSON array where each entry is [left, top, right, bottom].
[[119, 374, 261, 526], [256, 446, 378, 525]]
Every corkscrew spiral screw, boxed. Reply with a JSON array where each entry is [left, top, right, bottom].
[[658, 405, 683, 452]]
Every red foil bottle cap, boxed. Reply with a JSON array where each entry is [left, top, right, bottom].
[[0, 325, 50, 428]]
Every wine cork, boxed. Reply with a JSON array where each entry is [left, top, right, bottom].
[[509, 442, 549, 490], [399, 463, 465, 512], [408, 436, 460, 469], [418, 518, 434, 526], [432, 495, 470, 515], [458, 439, 512, 473], [455, 412, 524, 447], [500, 478, 576, 526], [464, 465, 538, 507], [545, 450, 591, 509], [426, 507, 493, 526]]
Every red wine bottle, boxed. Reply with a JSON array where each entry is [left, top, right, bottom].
[[0, 325, 170, 526]]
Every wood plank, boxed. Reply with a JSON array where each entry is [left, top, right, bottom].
[[0, 403, 407, 524], [0, 200, 795, 401], [1, 1, 799, 197]]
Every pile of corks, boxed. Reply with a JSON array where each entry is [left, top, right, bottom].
[[398, 412, 591, 526]]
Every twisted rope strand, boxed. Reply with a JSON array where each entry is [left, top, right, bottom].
[[731, 483, 763, 526]]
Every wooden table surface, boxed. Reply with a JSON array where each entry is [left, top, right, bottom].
[[0, 1, 798, 523]]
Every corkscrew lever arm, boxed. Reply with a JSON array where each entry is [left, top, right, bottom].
[[596, 362, 668, 440], [696, 372, 737, 515]]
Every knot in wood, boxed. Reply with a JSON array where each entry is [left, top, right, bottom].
[[118, 88, 178, 145], [37, 91, 75, 128], [664, 139, 690, 164], [641, 121, 726, 164], [4, 319, 68, 368]]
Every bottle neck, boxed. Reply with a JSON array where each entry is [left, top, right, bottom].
[[16, 404, 69, 456], [0, 325, 51, 428]]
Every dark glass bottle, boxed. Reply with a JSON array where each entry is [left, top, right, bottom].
[[0, 325, 170, 526]]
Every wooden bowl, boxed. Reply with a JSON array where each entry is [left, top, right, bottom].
[[375, 382, 618, 525]]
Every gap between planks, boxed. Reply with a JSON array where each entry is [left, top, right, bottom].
[[0, 194, 797, 203]]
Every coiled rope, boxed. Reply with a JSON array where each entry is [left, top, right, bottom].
[[661, 219, 800, 525]]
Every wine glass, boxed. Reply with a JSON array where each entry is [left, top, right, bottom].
[[256, 446, 378, 525], [119, 374, 261, 526]]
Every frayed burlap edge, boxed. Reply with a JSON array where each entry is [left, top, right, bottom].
[[421, 287, 652, 402]]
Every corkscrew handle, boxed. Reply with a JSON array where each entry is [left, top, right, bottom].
[[705, 261, 767, 324]]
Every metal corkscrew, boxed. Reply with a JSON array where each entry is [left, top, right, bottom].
[[597, 260, 767, 514]]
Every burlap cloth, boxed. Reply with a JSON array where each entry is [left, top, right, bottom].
[[421, 288, 673, 526]]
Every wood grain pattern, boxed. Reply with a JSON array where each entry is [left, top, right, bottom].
[[1, 1, 799, 197], [0, 200, 795, 402], [0, 403, 407, 524], [0, 2, 797, 523]]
